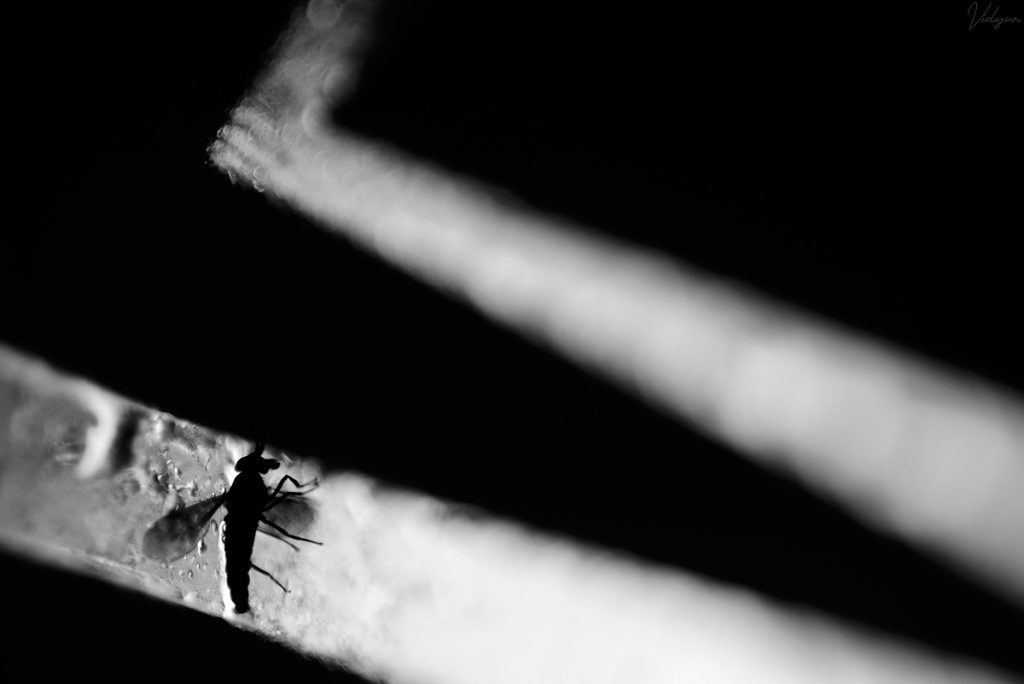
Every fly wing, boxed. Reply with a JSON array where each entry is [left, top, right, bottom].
[[264, 496, 317, 535], [142, 494, 226, 562]]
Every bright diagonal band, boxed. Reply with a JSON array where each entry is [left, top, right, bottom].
[[211, 1, 1024, 612], [0, 343, 1017, 683]]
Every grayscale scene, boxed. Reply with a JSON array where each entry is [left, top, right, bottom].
[[3, 2, 1021, 683]]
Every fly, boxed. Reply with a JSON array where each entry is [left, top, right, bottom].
[[142, 442, 321, 613]]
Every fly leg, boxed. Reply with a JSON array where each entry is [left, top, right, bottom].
[[251, 563, 289, 593], [265, 475, 319, 514], [268, 475, 319, 500], [259, 515, 323, 545], [258, 525, 300, 551], [263, 489, 308, 513]]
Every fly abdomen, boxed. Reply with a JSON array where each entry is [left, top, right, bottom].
[[143, 442, 319, 615], [224, 512, 258, 613]]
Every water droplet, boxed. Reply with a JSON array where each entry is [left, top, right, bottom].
[[178, 569, 185, 578], [187, 570, 194, 579], [211, 521, 219, 532], [198, 539, 206, 553]]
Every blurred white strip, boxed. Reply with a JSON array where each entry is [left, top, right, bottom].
[[3, 343, 1014, 683], [280, 474, 1012, 684], [210, 0, 1024, 609]]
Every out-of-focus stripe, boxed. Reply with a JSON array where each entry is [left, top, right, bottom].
[[210, 0, 1024, 607]]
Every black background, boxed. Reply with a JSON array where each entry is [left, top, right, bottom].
[[3, 1, 1023, 681]]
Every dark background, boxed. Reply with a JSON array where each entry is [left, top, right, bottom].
[[4, 1, 1023, 680]]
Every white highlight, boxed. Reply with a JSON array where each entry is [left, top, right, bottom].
[[273, 473, 1014, 684], [0, 343, 126, 478]]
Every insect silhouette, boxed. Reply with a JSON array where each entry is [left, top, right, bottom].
[[142, 442, 321, 613]]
